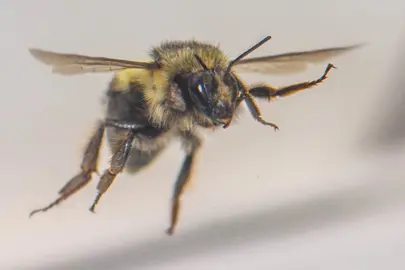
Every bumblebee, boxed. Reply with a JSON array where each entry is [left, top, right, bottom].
[[28, 36, 361, 235]]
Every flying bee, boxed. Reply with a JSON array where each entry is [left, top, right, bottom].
[[28, 36, 362, 235]]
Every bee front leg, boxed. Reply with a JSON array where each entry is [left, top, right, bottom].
[[243, 93, 279, 131], [29, 121, 105, 217], [166, 133, 202, 235], [89, 128, 136, 212], [249, 63, 336, 101]]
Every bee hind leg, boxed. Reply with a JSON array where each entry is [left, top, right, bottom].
[[166, 132, 202, 236], [89, 128, 137, 213], [29, 121, 105, 218]]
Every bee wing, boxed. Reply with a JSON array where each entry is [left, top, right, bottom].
[[29, 48, 159, 75], [231, 44, 364, 75]]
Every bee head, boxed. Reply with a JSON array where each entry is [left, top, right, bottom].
[[184, 54, 237, 125], [173, 36, 272, 126]]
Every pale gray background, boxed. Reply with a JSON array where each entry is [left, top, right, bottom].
[[2, 0, 405, 269]]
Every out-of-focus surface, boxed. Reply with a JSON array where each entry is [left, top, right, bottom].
[[1, 0, 405, 269]]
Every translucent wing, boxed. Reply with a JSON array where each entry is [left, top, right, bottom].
[[231, 44, 364, 75], [29, 48, 159, 75]]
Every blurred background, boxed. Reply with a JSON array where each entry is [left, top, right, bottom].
[[1, 0, 405, 269]]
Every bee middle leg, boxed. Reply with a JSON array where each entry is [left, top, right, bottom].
[[166, 132, 202, 235]]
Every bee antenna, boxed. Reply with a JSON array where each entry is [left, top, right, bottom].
[[194, 54, 209, 70], [226, 36, 272, 72]]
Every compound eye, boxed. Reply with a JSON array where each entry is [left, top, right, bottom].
[[190, 72, 217, 109]]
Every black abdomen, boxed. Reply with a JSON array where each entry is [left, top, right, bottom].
[[105, 82, 168, 174]]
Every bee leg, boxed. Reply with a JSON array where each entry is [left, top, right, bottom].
[[89, 129, 136, 213], [243, 93, 280, 131], [249, 63, 336, 101], [166, 133, 202, 235], [29, 121, 105, 217]]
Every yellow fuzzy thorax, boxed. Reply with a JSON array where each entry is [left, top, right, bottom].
[[151, 40, 230, 76]]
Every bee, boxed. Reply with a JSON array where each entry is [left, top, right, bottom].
[[28, 36, 361, 235]]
